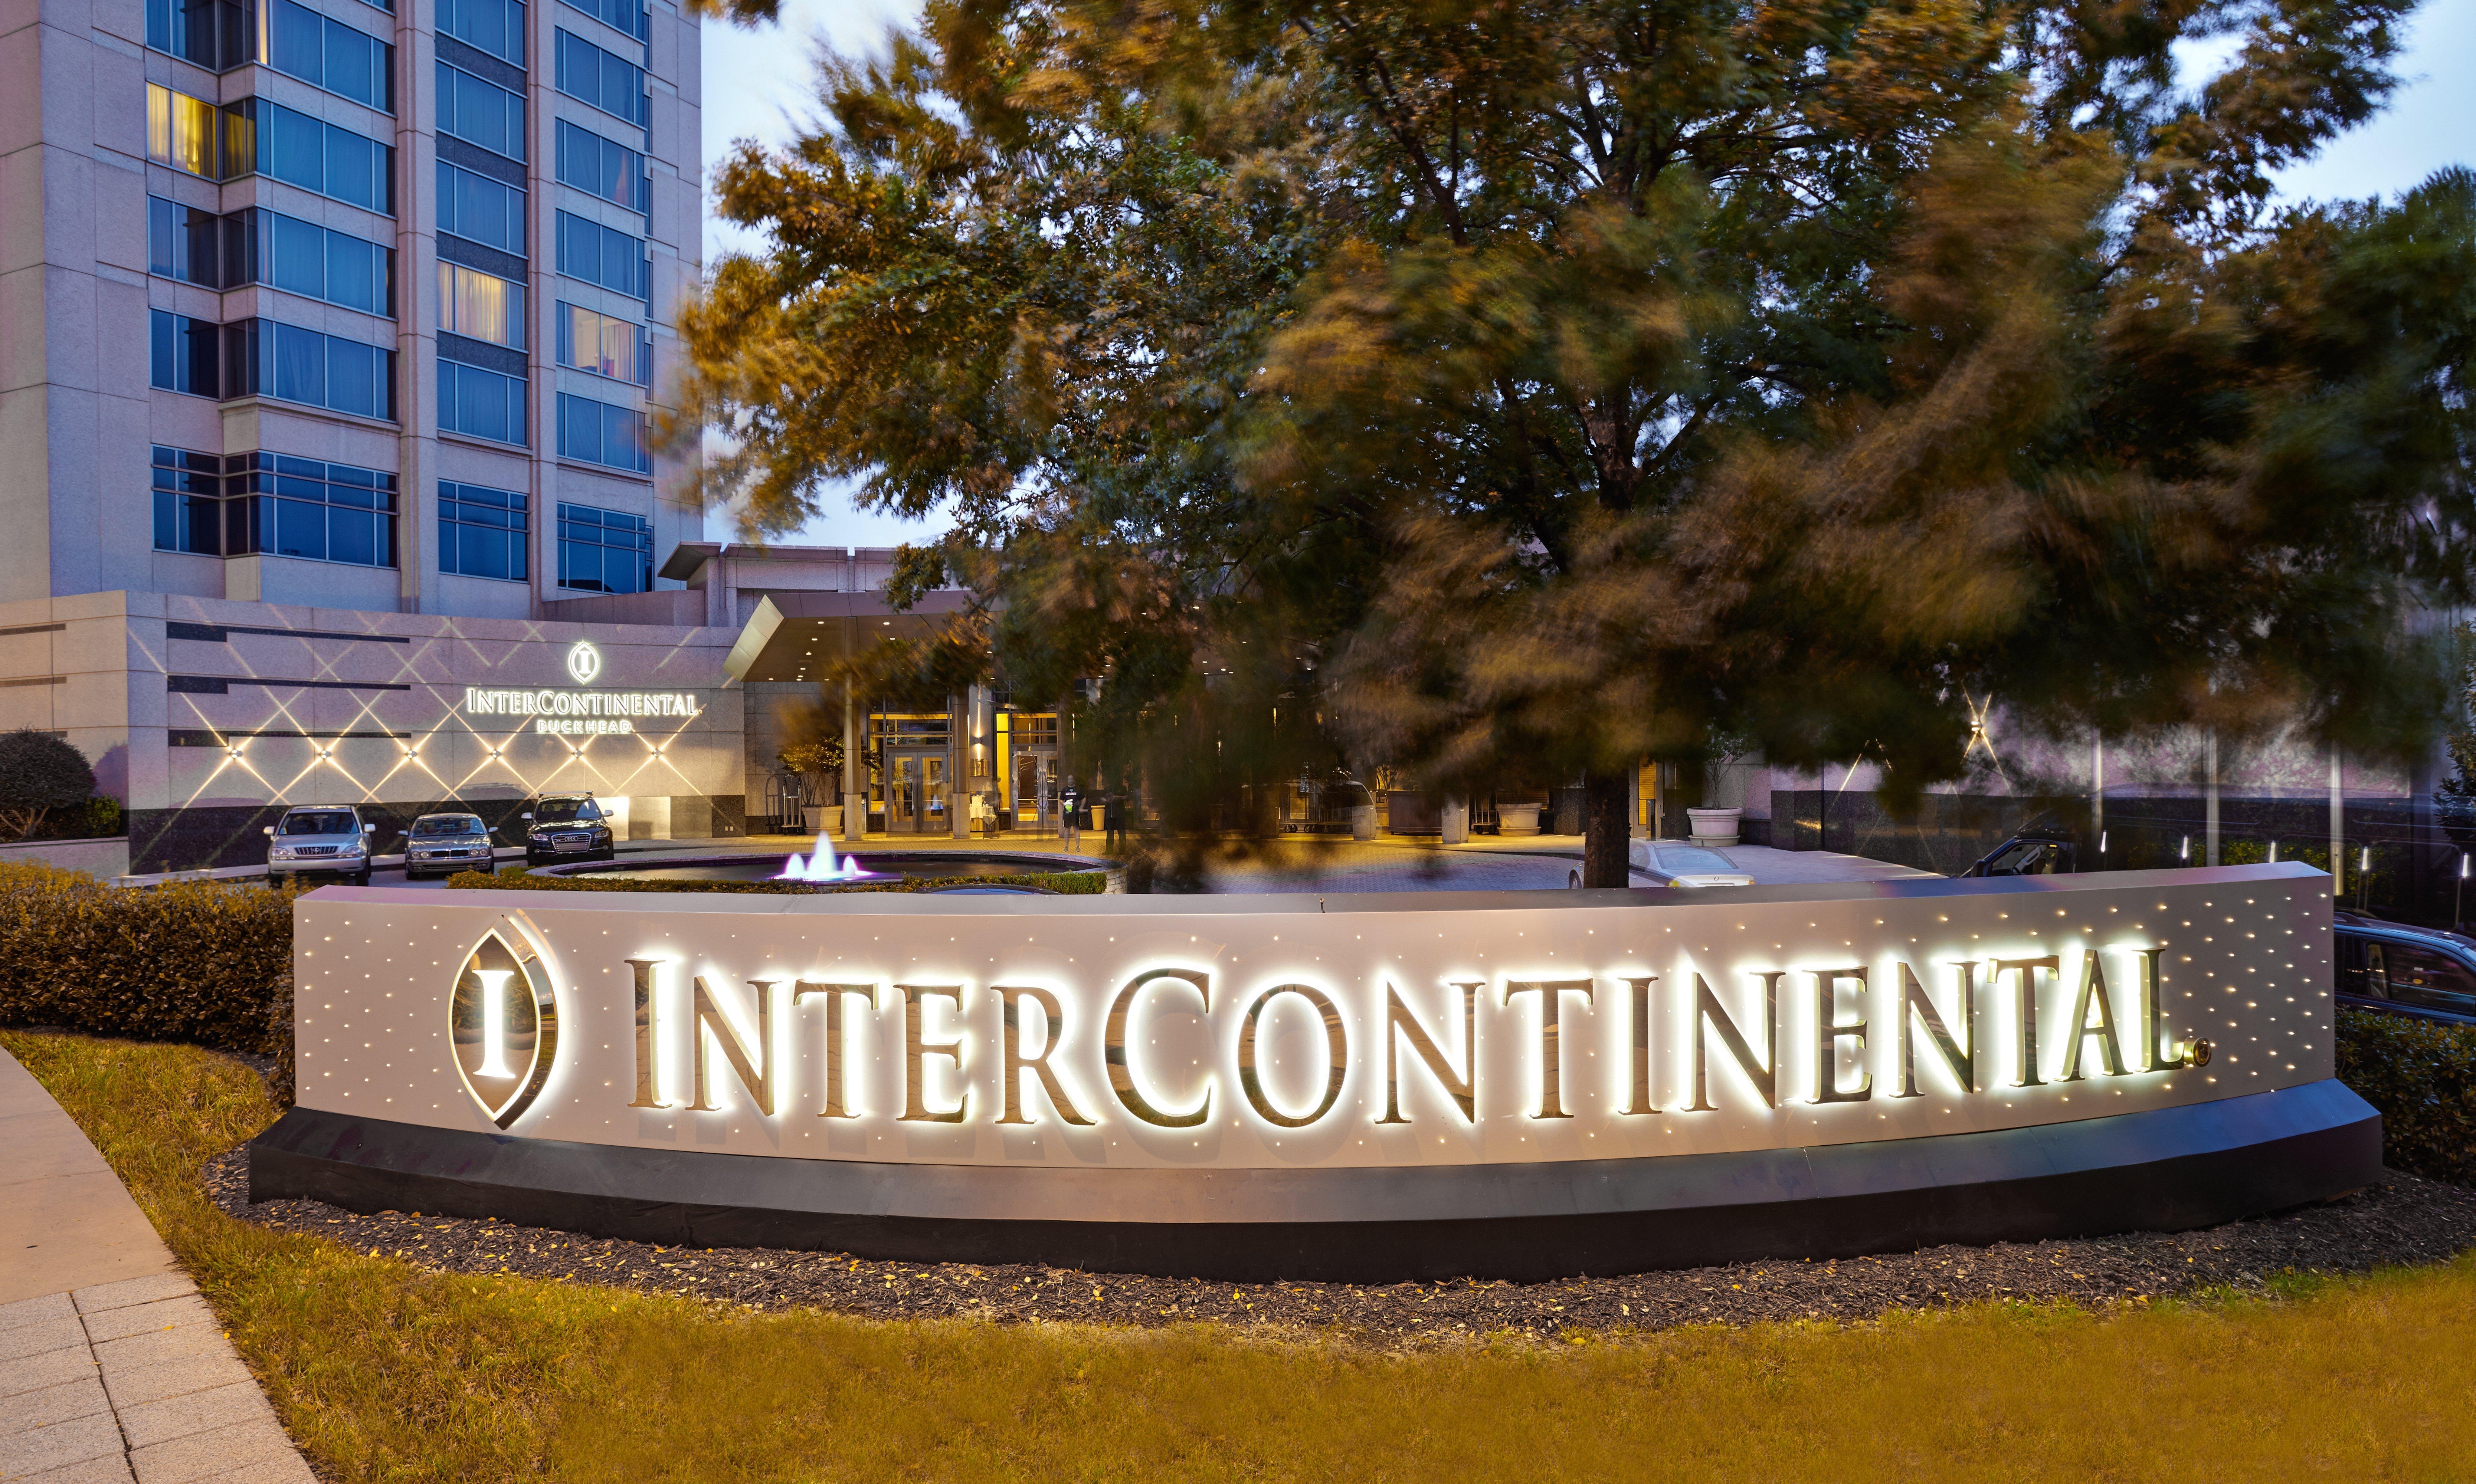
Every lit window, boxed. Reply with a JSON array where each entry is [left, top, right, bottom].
[[440, 262, 526, 348], [146, 83, 220, 178], [555, 301, 648, 384]]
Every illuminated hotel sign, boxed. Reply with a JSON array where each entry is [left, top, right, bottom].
[[292, 866, 2331, 1174], [460, 686, 702, 737]]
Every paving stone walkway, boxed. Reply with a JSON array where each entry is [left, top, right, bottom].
[[0, 1050, 314, 1484]]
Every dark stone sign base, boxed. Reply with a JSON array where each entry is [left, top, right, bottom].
[[250, 1080, 2380, 1283]]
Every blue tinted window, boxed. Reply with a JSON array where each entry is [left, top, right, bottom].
[[149, 311, 221, 396], [438, 62, 525, 160], [238, 100, 394, 215], [151, 446, 226, 555], [223, 453, 399, 568], [437, 162, 525, 255], [555, 392, 649, 474], [556, 500, 651, 591], [554, 120, 648, 215], [439, 481, 529, 580], [554, 211, 648, 299], [439, 0, 525, 64], [439, 359, 528, 445], [147, 196, 225, 286], [146, 0, 247, 67], [225, 318, 397, 420], [225, 209, 392, 317], [559, 0, 645, 41], [555, 29, 648, 129], [260, 1, 391, 111]]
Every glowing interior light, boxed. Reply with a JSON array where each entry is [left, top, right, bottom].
[[473, 968, 515, 1077]]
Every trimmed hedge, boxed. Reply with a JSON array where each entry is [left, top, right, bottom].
[[2335, 1009, 2476, 1185], [444, 865, 1109, 895], [0, 861, 296, 1054]]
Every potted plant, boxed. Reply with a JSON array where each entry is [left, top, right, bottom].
[[1496, 792, 1547, 836], [779, 738, 844, 835], [1689, 730, 1752, 844]]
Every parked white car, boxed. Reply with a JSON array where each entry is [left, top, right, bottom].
[[1632, 841, 1757, 888]]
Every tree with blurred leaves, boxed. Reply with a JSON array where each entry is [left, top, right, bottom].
[[680, 0, 2475, 886]]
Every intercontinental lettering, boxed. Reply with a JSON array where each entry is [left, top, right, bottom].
[[601, 948, 2211, 1129], [462, 686, 700, 737]]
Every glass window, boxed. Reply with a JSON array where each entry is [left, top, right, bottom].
[[439, 481, 529, 581], [225, 453, 399, 568], [556, 392, 649, 473], [555, 29, 648, 129], [146, 84, 222, 178], [439, 263, 526, 348], [437, 162, 525, 255], [439, 0, 525, 65], [149, 311, 222, 397], [2383, 943, 2476, 1015], [437, 62, 525, 160], [555, 211, 648, 299], [279, 810, 358, 835], [556, 501, 652, 592], [220, 209, 393, 317], [151, 446, 226, 556], [439, 359, 529, 445], [261, 0, 392, 112], [229, 99, 394, 215], [555, 120, 649, 216], [146, 0, 248, 68], [223, 318, 397, 420], [555, 301, 648, 384], [147, 197, 224, 286], [559, 0, 646, 40]]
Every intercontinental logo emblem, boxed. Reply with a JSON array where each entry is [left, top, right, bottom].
[[450, 924, 561, 1127], [565, 640, 603, 685]]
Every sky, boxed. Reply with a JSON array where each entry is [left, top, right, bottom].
[[698, 0, 2476, 550]]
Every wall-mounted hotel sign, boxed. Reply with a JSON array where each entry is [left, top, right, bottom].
[[255, 864, 2378, 1281], [452, 640, 701, 737], [459, 685, 702, 738]]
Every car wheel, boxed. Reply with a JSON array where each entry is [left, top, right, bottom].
[[353, 868, 372, 887]]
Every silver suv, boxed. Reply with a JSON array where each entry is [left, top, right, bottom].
[[263, 805, 376, 886]]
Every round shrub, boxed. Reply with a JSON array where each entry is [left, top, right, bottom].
[[0, 729, 96, 841]]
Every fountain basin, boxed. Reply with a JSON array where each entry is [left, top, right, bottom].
[[534, 850, 1109, 885]]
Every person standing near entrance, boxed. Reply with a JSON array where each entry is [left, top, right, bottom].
[[1059, 780, 1083, 851]]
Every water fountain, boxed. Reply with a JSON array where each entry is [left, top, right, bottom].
[[774, 831, 882, 883]]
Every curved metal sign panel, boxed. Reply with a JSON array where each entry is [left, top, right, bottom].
[[299, 864, 2329, 1169]]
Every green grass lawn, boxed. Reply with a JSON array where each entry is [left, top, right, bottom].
[[12, 1026, 2476, 1483]]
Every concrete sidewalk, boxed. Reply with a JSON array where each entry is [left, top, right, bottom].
[[1, 1049, 313, 1484]]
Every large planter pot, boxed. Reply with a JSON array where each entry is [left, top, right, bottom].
[[802, 805, 845, 836], [801, 805, 824, 833], [1349, 804, 1378, 842], [1689, 808, 1742, 846], [1497, 803, 1544, 837]]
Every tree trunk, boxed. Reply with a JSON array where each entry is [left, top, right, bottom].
[[1582, 769, 1632, 887]]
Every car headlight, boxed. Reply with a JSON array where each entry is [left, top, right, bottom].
[[530, 832, 551, 843], [341, 838, 365, 855], [270, 846, 293, 860]]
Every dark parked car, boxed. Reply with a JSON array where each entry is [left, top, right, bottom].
[[522, 794, 615, 866], [1960, 826, 2078, 878], [403, 811, 495, 880], [2333, 910, 2476, 1026]]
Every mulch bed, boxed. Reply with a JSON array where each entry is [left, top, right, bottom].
[[204, 1148, 2476, 1343]]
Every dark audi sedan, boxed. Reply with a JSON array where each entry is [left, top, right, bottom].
[[2333, 910, 2476, 1026]]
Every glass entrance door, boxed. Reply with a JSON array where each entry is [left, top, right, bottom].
[[888, 751, 948, 833], [1012, 749, 1056, 834]]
